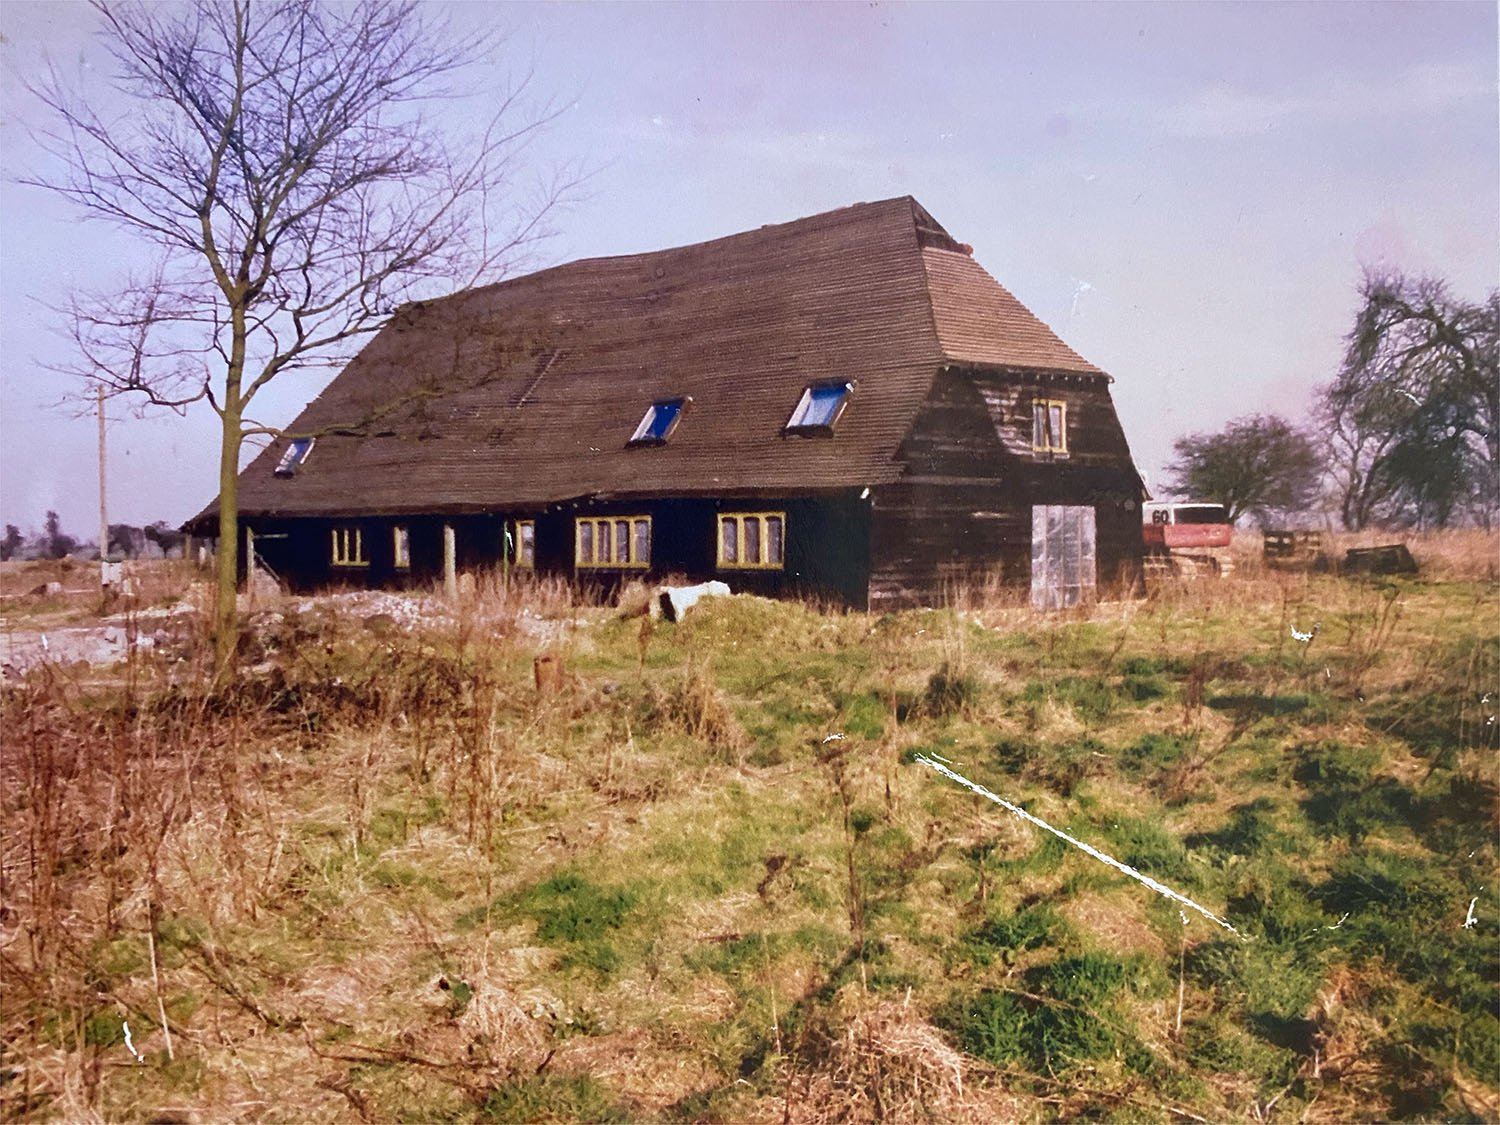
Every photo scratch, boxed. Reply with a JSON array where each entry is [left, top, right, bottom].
[[123, 1020, 144, 1064], [915, 755, 1243, 937]]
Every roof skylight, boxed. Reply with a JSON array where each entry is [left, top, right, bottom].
[[785, 382, 853, 433], [628, 398, 687, 446], [274, 437, 315, 477]]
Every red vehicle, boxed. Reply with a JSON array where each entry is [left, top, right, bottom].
[[1142, 502, 1234, 576]]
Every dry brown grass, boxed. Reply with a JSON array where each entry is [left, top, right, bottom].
[[1, 540, 1495, 1122]]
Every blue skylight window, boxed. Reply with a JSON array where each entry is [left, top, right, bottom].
[[274, 437, 315, 477], [785, 382, 853, 432], [629, 398, 687, 446]]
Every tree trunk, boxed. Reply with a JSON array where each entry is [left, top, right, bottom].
[[213, 404, 242, 671]]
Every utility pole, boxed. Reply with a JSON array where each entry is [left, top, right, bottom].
[[98, 383, 108, 570]]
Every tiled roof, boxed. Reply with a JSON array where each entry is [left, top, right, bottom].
[[211, 196, 1107, 521]]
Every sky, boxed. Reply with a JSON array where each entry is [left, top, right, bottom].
[[1, 1, 1496, 541]]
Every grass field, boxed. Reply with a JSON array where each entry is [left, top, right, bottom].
[[2, 536, 1497, 1123]]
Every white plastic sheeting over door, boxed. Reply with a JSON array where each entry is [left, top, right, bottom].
[[1030, 505, 1096, 610]]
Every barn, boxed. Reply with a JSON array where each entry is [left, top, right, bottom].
[[186, 196, 1145, 609]]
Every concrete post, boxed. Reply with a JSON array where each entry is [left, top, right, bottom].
[[443, 523, 457, 598], [245, 527, 256, 603]]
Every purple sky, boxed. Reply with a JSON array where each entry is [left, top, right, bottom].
[[2, 1, 1495, 540]]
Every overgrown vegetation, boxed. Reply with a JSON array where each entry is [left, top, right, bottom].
[[1, 543, 1496, 1122]]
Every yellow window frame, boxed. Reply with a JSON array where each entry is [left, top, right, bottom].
[[717, 512, 786, 570], [575, 515, 651, 569], [514, 519, 535, 568], [331, 526, 368, 567], [1032, 398, 1068, 454]]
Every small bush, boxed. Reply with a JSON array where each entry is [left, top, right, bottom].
[[636, 664, 744, 754]]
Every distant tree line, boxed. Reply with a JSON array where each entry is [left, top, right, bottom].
[[1167, 271, 1497, 530], [0, 512, 184, 561]]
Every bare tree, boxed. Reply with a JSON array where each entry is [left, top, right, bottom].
[[1165, 413, 1324, 526], [1320, 272, 1498, 530], [26, 0, 573, 667]]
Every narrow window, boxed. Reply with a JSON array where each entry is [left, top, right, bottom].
[[274, 436, 315, 477], [785, 382, 853, 433], [765, 515, 784, 566], [331, 526, 367, 567], [1032, 398, 1068, 455], [629, 398, 687, 446], [393, 525, 410, 569], [515, 520, 535, 568], [575, 516, 651, 568], [717, 513, 786, 570]]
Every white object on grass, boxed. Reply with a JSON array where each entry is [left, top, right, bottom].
[[1290, 623, 1319, 643], [1463, 897, 1478, 929], [651, 580, 731, 622], [915, 754, 1243, 938]]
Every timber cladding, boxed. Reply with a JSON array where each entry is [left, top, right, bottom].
[[193, 196, 1145, 607]]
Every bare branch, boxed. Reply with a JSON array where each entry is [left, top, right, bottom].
[[22, 0, 581, 662]]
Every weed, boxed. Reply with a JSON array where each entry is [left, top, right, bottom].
[[479, 1074, 628, 1123], [939, 952, 1161, 1075], [923, 661, 980, 718], [992, 735, 1107, 796], [966, 901, 1070, 966], [1292, 740, 1415, 843], [500, 872, 642, 978], [3, 551, 1495, 1122]]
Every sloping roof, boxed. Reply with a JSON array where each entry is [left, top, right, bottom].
[[214, 196, 1106, 521], [922, 248, 1102, 373]]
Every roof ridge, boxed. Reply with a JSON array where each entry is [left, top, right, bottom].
[[404, 196, 929, 312]]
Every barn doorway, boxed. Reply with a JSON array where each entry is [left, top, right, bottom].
[[1031, 505, 1096, 609]]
